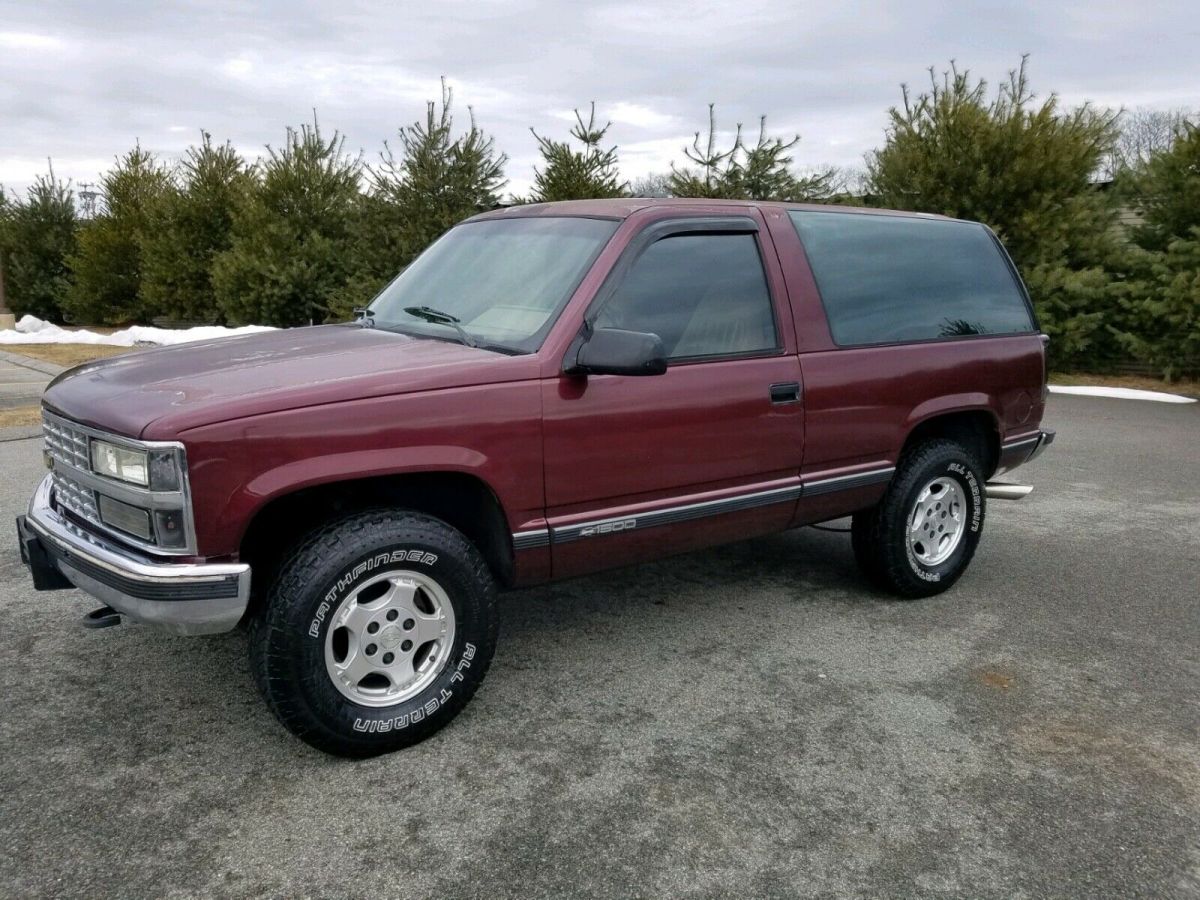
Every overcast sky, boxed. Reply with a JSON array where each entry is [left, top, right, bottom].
[[1, 0, 1198, 201]]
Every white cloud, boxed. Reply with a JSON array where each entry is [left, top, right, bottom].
[[607, 102, 676, 130], [0, 30, 66, 52]]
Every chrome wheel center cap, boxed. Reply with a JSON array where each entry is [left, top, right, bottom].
[[378, 625, 404, 650]]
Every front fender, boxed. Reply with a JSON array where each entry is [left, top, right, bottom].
[[179, 383, 544, 558]]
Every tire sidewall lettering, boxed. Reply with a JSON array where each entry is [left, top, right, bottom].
[[308, 548, 438, 639], [905, 459, 982, 580], [299, 545, 478, 735]]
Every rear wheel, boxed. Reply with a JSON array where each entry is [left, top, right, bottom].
[[249, 509, 497, 757], [851, 439, 986, 598]]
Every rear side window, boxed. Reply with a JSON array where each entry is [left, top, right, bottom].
[[789, 211, 1034, 346]]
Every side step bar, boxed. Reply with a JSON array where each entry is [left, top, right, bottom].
[[985, 482, 1033, 500]]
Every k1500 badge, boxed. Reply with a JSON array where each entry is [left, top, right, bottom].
[[580, 518, 637, 537]]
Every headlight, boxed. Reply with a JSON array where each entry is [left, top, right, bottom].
[[90, 440, 183, 490], [91, 441, 149, 485]]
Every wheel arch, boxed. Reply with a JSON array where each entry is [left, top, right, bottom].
[[238, 470, 515, 617], [900, 404, 1001, 478]]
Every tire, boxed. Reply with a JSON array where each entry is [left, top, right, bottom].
[[248, 509, 497, 757], [851, 439, 986, 598]]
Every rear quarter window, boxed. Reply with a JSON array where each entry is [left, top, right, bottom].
[[789, 210, 1035, 346]]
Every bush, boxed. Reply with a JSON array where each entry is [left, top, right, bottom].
[[0, 167, 78, 320], [141, 134, 253, 323], [212, 120, 362, 327], [1131, 122, 1200, 252], [64, 147, 170, 324]]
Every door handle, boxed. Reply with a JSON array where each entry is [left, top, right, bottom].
[[770, 382, 801, 404]]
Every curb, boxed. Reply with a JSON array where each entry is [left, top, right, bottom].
[[0, 425, 41, 443], [0, 349, 67, 377]]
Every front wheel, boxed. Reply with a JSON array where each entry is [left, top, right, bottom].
[[851, 439, 986, 598], [248, 509, 497, 757]]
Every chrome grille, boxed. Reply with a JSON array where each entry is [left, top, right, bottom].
[[50, 470, 103, 529], [43, 414, 91, 471]]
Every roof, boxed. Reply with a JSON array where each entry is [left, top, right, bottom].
[[470, 197, 952, 222]]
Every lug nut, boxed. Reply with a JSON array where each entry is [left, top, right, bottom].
[[401, 640, 413, 652], [403, 618, 415, 631], [386, 610, 399, 622], [365, 643, 377, 656], [367, 622, 379, 634], [382, 652, 394, 665]]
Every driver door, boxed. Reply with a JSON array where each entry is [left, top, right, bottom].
[[541, 213, 805, 578]]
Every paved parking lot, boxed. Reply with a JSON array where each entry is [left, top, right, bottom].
[[1, 393, 1197, 899]]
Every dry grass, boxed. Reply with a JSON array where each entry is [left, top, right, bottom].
[[0, 406, 41, 428], [4, 344, 138, 367], [1050, 372, 1199, 397]]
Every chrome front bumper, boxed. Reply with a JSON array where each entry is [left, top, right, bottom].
[[19, 474, 250, 635]]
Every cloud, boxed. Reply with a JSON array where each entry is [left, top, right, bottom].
[[1, 0, 1197, 201]]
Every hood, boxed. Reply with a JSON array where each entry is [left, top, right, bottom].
[[42, 325, 538, 439]]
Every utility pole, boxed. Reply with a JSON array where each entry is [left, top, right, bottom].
[[0, 251, 14, 330]]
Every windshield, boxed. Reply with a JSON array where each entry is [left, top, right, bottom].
[[367, 216, 619, 353]]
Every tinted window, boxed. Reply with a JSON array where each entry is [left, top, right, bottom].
[[789, 211, 1034, 345], [595, 233, 777, 360]]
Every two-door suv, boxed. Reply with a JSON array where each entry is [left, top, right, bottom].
[[17, 199, 1053, 756]]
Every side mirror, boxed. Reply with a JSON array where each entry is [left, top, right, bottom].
[[568, 327, 667, 377]]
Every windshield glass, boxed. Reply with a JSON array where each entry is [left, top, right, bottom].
[[367, 216, 619, 353]]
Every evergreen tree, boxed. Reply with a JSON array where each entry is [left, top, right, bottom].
[[142, 133, 253, 323], [333, 81, 506, 318], [1131, 122, 1200, 252], [0, 165, 78, 320], [212, 119, 362, 326], [669, 105, 837, 201], [529, 103, 626, 201], [866, 57, 1124, 369], [65, 146, 169, 323], [1112, 122, 1200, 379]]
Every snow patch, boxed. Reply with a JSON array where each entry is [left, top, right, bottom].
[[0, 315, 275, 347], [1049, 385, 1197, 404]]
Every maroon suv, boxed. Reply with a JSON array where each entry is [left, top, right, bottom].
[[17, 199, 1053, 756]]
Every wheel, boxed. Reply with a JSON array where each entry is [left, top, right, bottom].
[[248, 509, 497, 757], [851, 439, 986, 598]]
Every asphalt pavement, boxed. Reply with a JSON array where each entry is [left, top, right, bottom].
[[0, 393, 1197, 899]]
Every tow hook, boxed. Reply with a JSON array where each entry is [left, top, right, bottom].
[[985, 483, 1033, 500], [81, 605, 122, 629]]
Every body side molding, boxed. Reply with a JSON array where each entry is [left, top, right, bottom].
[[513, 466, 897, 547]]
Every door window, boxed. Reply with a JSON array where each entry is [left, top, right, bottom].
[[594, 232, 778, 361]]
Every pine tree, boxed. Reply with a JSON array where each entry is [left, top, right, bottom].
[[1131, 122, 1200, 252], [212, 118, 362, 326], [668, 105, 837, 201], [333, 81, 506, 319], [141, 133, 254, 323], [529, 103, 626, 202], [65, 146, 170, 323], [0, 164, 78, 320], [1112, 122, 1200, 379], [866, 57, 1124, 369]]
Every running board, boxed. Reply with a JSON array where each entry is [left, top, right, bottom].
[[985, 482, 1033, 500]]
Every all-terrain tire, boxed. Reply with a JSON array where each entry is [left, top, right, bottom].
[[248, 509, 497, 757], [851, 439, 986, 598]]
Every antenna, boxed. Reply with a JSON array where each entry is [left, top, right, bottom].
[[78, 181, 99, 218]]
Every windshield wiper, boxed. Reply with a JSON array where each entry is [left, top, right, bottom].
[[403, 305, 477, 348]]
